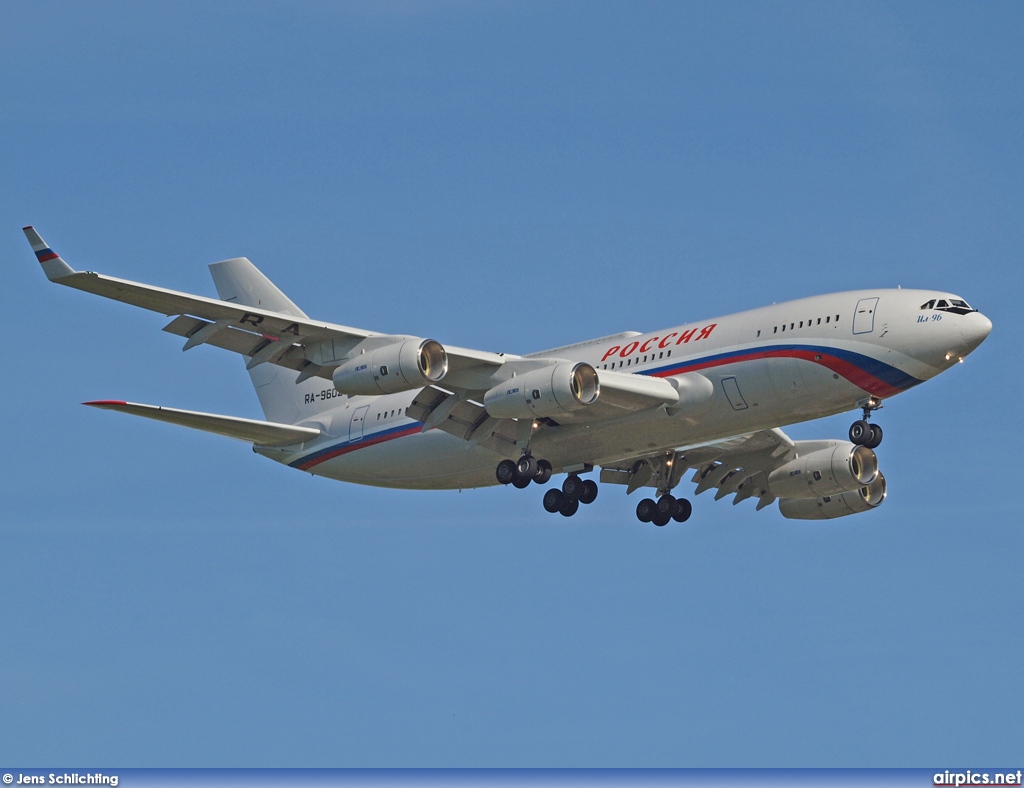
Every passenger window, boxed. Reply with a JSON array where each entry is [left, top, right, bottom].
[[790, 323, 794, 330], [773, 326, 777, 334], [835, 314, 839, 321], [781, 324, 786, 332], [667, 350, 672, 357], [756, 330, 761, 337], [799, 321, 803, 328], [817, 318, 821, 325], [659, 352, 663, 358], [825, 316, 830, 323]]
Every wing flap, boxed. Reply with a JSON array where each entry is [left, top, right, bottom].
[[84, 400, 321, 446]]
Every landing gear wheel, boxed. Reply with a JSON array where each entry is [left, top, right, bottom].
[[652, 512, 671, 527], [656, 494, 678, 517], [517, 455, 539, 479], [849, 419, 871, 445], [672, 498, 692, 523], [511, 473, 532, 489], [865, 423, 883, 449], [496, 459, 517, 485], [636, 498, 656, 523], [562, 474, 584, 501], [578, 479, 599, 505], [542, 488, 564, 513], [559, 498, 580, 517], [534, 459, 553, 485]]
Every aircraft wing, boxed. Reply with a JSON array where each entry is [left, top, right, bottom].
[[84, 400, 321, 446], [600, 428, 798, 510], [28, 227, 687, 442], [24, 227, 504, 384]]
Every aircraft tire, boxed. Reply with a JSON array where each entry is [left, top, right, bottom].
[[559, 497, 580, 517], [849, 419, 871, 445], [512, 473, 532, 489], [672, 498, 692, 522], [543, 488, 564, 513], [652, 512, 671, 527], [866, 423, 883, 449], [517, 455, 539, 478], [562, 474, 584, 501], [496, 459, 518, 485], [534, 460, 553, 485], [579, 479, 598, 505], [636, 498, 656, 523], [656, 494, 677, 517]]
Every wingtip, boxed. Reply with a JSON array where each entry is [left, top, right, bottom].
[[83, 400, 129, 407], [23, 226, 77, 281]]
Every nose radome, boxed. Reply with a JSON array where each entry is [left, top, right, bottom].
[[959, 312, 993, 355]]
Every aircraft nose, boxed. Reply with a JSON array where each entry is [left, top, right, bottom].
[[959, 311, 993, 355]]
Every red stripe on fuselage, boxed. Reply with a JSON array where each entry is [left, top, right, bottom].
[[650, 348, 905, 399], [295, 424, 421, 471]]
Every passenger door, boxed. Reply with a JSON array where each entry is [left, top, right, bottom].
[[349, 405, 369, 443], [853, 297, 879, 334]]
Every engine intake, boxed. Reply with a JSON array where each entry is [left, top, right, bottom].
[[483, 362, 600, 419], [779, 473, 887, 520], [768, 443, 878, 499], [332, 338, 448, 396]]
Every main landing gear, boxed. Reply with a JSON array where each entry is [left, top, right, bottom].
[[849, 398, 884, 449], [495, 457, 598, 518], [496, 455, 553, 488], [635, 494, 692, 527], [541, 474, 598, 518]]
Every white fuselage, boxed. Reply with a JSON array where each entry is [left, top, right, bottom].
[[257, 289, 991, 489]]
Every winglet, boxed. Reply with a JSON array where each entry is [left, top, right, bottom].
[[23, 226, 76, 281]]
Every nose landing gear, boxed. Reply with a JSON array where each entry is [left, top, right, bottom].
[[850, 398, 884, 449]]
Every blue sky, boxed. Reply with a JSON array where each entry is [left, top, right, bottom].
[[1, 1, 1021, 767]]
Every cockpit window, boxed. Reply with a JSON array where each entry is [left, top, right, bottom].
[[923, 296, 977, 315]]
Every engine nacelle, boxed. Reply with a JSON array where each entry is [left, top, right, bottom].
[[767, 443, 878, 500], [332, 338, 448, 396], [483, 362, 600, 419], [779, 473, 887, 520]]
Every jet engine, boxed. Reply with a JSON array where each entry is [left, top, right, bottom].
[[767, 443, 878, 499], [332, 338, 448, 396], [779, 473, 887, 520], [483, 362, 600, 419]]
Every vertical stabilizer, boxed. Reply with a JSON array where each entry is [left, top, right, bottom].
[[209, 258, 326, 425]]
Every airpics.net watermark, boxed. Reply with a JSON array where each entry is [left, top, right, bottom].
[[935, 771, 1023, 786], [3, 776, 117, 787]]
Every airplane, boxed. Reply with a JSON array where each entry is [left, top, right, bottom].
[[25, 226, 992, 526]]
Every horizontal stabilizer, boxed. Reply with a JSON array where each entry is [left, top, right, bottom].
[[84, 400, 321, 446]]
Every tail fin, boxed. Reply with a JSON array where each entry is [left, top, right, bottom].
[[209, 258, 328, 425]]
